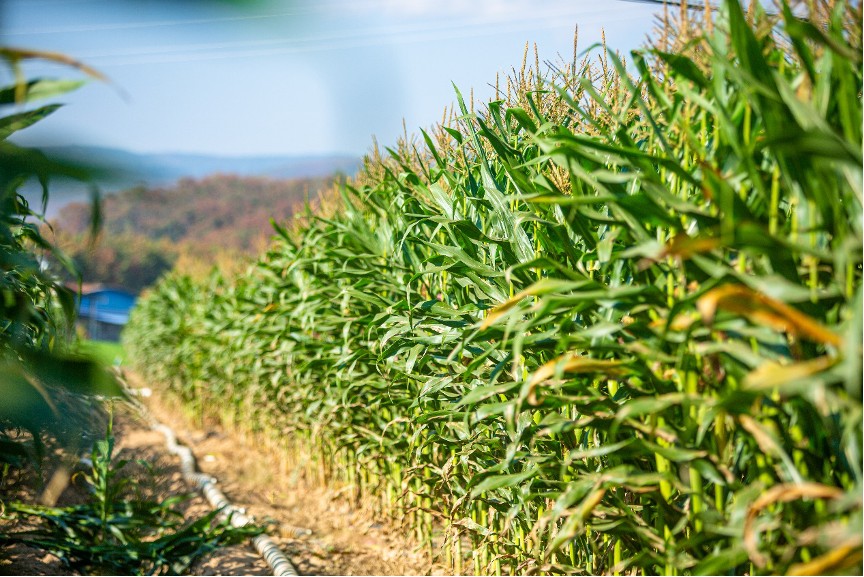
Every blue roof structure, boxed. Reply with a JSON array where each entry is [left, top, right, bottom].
[[77, 287, 137, 326]]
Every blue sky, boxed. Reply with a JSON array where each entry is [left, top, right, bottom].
[[2, 0, 665, 157]]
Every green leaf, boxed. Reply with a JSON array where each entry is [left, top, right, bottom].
[[0, 78, 85, 105]]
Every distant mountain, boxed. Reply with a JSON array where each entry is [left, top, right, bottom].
[[21, 145, 360, 218], [46, 173, 338, 292]]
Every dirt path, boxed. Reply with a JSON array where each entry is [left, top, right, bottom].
[[127, 372, 435, 576], [2, 374, 436, 576]]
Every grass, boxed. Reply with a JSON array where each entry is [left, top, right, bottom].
[[79, 340, 127, 368], [124, 1, 862, 575]]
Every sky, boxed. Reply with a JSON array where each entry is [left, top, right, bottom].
[[0, 0, 667, 158]]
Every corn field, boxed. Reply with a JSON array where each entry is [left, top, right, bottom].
[[125, 1, 863, 574]]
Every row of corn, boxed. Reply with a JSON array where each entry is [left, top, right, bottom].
[[125, 2, 862, 574]]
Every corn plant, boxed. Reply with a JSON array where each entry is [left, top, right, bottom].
[[126, 1, 862, 574], [1, 412, 259, 575], [0, 49, 121, 468]]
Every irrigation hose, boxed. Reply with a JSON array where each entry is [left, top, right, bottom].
[[152, 423, 299, 577], [115, 373, 299, 576]]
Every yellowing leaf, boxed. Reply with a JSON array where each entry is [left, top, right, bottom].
[[480, 279, 580, 330], [1, 47, 106, 105], [577, 488, 606, 522], [528, 353, 626, 405], [744, 482, 845, 569], [660, 233, 722, 260], [697, 284, 842, 347], [788, 545, 863, 576], [649, 313, 698, 331], [0, 47, 105, 81], [743, 356, 836, 390], [543, 488, 606, 560]]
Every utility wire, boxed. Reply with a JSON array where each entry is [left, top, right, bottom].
[[55, 5, 629, 59], [3, 11, 315, 36], [4, 0, 655, 37], [19, 6, 652, 69], [618, 0, 809, 20], [618, 0, 717, 9]]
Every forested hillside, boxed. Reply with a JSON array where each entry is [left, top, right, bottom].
[[20, 146, 359, 218], [47, 174, 337, 291]]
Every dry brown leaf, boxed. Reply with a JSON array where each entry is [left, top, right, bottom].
[[649, 313, 698, 331], [0, 47, 105, 80], [527, 353, 626, 405], [739, 415, 785, 463], [743, 356, 837, 390], [697, 284, 843, 347], [578, 488, 606, 522], [480, 287, 535, 330], [744, 482, 845, 569], [660, 233, 722, 260], [788, 544, 863, 576], [0, 46, 106, 105]]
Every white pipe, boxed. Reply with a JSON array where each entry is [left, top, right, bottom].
[[152, 424, 299, 576], [112, 370, 301, 577]]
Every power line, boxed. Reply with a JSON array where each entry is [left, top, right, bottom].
[[2, 0, 106, 5], [3, 0, 651, 37], [2, 10, 315, 35], [617, 0, 717, 9], [48, 5, 630, 61], [617, 1, 807, 21], [20, 8, 651, 70]]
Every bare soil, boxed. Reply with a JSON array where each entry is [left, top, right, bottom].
[[2, 372, 435, 576]]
